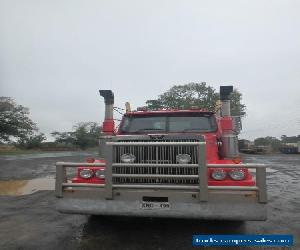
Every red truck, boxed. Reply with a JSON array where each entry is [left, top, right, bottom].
[[55, 86, 267, 220]]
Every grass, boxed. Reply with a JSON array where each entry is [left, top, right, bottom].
[[0, 149, 44, 155], [0, 147, 98, 156]]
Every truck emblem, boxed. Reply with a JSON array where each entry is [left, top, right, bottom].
[[149, 134, 166, 140]]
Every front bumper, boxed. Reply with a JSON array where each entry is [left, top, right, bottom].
[[56, 191, 267, 221]]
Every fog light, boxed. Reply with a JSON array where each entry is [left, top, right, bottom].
[[95, 169, 105, 179], [176, 154, 191, 164], [79, 168, 93, 179], [121, 153, 136, 163], [211, 169, 226, 180], [229, 169, 245, 180]]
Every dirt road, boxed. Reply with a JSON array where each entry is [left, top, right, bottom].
[[0, 152, 299, 249]]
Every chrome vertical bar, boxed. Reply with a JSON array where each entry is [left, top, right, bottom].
[[198, 143, 208, 202], [155, 146, 159, 183], [257, 167, 267, 203], [105, 143, 113, 199], [55, 164, 66, 198]]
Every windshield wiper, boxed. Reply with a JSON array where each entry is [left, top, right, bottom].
[[180, 128, 208, 132], [124, 128, 164, 133], [137, 128, 164, 131]]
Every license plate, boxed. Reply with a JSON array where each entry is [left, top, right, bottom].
[[140, 202, 170, 210]]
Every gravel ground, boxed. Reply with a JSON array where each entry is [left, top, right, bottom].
[[0, 152, 299, 250]]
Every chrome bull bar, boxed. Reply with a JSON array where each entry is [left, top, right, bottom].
[[55, 141, 267, 203]]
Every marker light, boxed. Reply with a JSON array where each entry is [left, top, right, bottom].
[[86, 158, 95, 163], [232, 157, 242, 164]]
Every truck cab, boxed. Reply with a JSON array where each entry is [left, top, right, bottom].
[[55, 86, 267, 221]]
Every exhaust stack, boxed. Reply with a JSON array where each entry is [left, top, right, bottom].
[[99, 90, 115, 134], [219, 85, 239, 158], [220, 86, 233, 117]]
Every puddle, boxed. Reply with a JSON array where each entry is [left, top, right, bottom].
[[0, 177, 55, 196], [266, 168, 278, 173], [0, 151, 97, 161]]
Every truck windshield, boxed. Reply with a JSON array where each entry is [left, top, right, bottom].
[[120, 113, 217, 133]]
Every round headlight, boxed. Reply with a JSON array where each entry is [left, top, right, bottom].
[[95, 169, 105, 179], [79, 168, 93, 179], [121, 153, 136, 163], [211, 169, 227, 180], [229, 169, 245, 180], [176, 154, 191, 164]]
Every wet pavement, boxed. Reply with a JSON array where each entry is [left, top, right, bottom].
[[0, 152, 299, 249], [0, 151, 96, 181]]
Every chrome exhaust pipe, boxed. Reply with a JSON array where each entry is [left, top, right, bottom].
[[99, 90, 115, 135], [220, 86, 233, 117], [219, 86, 239, 158], [99, 90, 114, 120]]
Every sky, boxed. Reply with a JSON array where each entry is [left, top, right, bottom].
[[0, 0, 299, 141]]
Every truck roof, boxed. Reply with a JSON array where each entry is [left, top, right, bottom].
[[125, 109, 215, 116]]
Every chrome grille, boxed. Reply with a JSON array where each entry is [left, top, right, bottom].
[[112, 139, 200, 185], [112, 165, 199, 184], [113, 139, 198, 164]]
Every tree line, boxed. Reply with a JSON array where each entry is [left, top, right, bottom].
[[51, 122, 101, 149], [0, 97, 46, 149], [253, 135, 300, 151], [0, 97, 101, 149], [145, 82, 246, 116]]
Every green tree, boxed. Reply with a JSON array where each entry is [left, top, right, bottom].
[[16, 133, 46, 149], [145, 82, 246, 116], [0, 97, 37, 143], [254, 136, 281, 151], [72, 122, 101, 149], [51, 131, 75, 145], [230, 89, 246, 117], [52, 122, 101, 149], [280, 135, 300, 143]]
